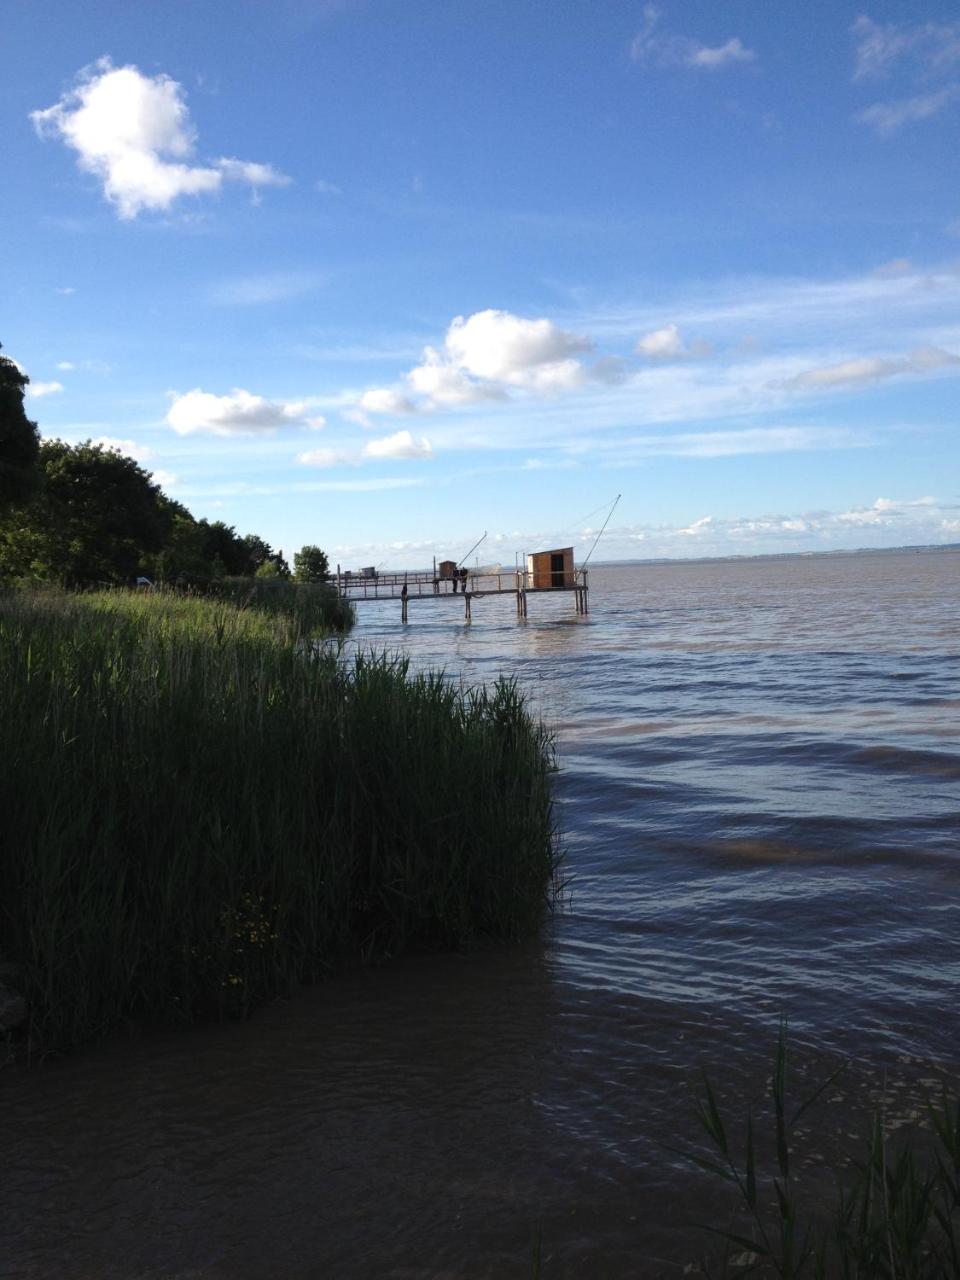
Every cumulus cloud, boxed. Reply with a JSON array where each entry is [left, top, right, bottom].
[[363, 430, 433, 460], [26, 380, 63, 397], [779, 346, 960, 391], [406, 346, 505, 406], [150, 469, 180, 489], [443, 310, 590, 390], [360, 388, 417, 416], [631, 5, 755, 70], [31, 59, 290, 219], [349, 310, 591, 420], [167, 388, 312, 436], [636, 323, 684, 358]]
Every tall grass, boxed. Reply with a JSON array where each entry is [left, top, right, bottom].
[[0, 588, 558, 1054], [211, 574, 355, 635], [686, 1025, 960, 1277]]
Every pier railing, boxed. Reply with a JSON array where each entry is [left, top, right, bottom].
[[333, 566, 589, 622]]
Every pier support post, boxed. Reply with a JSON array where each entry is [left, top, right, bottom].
[[401, 596, 408, 623], [464, 593, 472, 623]]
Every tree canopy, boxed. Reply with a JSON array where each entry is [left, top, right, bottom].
[[294, 545, 330, 582], [0, 344, 41, 510], [0, 344, 330, 588], [0, 433, 328, 591], [1, 440, 168, 586]]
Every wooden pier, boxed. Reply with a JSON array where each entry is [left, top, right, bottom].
[[335, 565, 589, 624]]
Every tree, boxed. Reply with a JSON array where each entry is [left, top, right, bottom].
[[240, 533, 273, 576], [294, 544, 330, 583], [0, 343, 41, 510], [201, 521, 249, 576], [256, 551, 291, 579], [1, 440, 169, 585]]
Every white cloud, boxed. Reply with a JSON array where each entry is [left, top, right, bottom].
[[631, 5, 755, 70], [678, 515, 713, 536], [31, 59, 290, 219], [780, 346, 960, 391], [635, 324, 712, 360], [26, 380, 63, 397], [167, 388, 312, 435], [444, 309, 591, 390], [56, 361, 75, 371], [297, 447, 345, 468], [150, 469, 180, 488], [359, 388, 417, 415], [687, 39, 755, 70], [856, 86, 960, 135], [636, 323, 684, 358], [363, 430, 433, 460], [315, 178, 342, 195], [215, 157, 290, 189], [93, 436, 154, 461], [343, 310, 592, 420], [851, 15, 960, 82], [406, 346, 505, 406], [55, 286, 76, 295]]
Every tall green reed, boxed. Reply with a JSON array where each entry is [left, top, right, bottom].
[[0, 588, 558, 1054], [685, 1024, 960, 1278]]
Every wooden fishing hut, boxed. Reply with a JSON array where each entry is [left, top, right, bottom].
[[438, 559, 458, 580], [526, 546, 575, 589]]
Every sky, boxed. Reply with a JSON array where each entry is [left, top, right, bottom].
[[3, 0, 959, 569]]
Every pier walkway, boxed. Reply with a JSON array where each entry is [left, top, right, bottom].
[[335, 567, 589, 622]]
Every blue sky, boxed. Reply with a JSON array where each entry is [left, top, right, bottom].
[[3, 0, 959, 567]]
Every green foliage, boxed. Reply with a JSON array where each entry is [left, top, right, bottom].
[[0, 588, 558, 1055], [294, 544, 330, 583], [241, 533, 273, 574], [213, 574, 354, 633], [0, 439, 167, 586], [201, 520, 249, 576], [0, 343, 41, 510], [685, 1025, 960, 1278]]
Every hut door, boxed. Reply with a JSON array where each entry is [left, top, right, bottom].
[[551, 553, 564, 586]]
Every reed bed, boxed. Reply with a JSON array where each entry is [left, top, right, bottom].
[[210, 574, 355, 634], [0, 588, 557, 1055]]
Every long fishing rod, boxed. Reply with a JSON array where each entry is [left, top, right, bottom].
[[458, 531, 487, 567], [580, 494, 621, 569]]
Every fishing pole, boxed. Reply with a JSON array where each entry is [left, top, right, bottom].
[[580, 494, 621, 569], [458, 531, 487, 567]]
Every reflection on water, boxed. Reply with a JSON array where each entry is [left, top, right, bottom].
[[2, 549, 959, 1277]]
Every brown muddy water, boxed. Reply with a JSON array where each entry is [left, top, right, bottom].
[[3, 549, 959, 1278]]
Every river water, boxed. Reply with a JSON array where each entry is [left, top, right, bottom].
[[3, 549, 959, 1278]]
